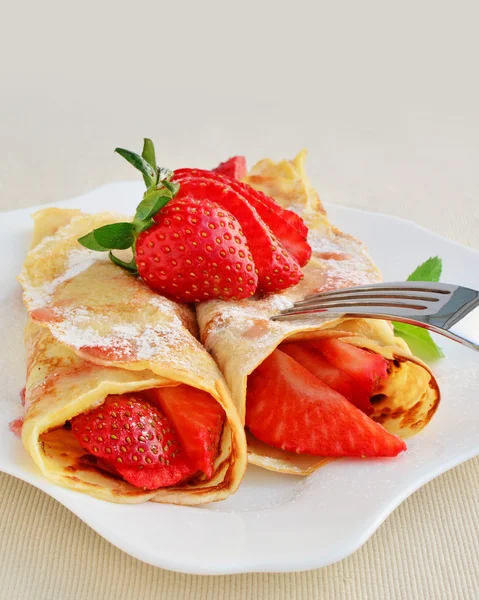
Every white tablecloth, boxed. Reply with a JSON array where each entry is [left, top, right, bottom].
[[1, 2, 478, 597]]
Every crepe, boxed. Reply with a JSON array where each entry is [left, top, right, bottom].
[[18, 208, 247, 503], [197, 151, 440, 475]]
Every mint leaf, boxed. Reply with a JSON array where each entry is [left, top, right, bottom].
[[79, 222, 134, 251], [392, 256, 444, 361], [407, 256, 442, 282], [115, 147, 156, 188], [393, 322, 444, 361]]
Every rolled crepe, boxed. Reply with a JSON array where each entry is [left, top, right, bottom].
[[18, 208, 247, 503], [197, 151, 440, 475]]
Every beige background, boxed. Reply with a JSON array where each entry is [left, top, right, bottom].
[[1, 1, 478, 598]]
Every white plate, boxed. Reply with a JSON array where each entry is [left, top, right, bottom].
[[1, 182, 479, 575]]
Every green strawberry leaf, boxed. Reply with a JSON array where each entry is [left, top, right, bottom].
[[134, 187, 174, 222], [406, 256, 442, 282], [159, 180, 180, 196], [142, 138, 156, 172], [79, 139, 180, 274], [77, 231, 110, 252], [78, 222, 135, 251], [109, 251, 138, 273], [134, 218, 155, 233], [393, 256, 444, 360], [115, 147, 156, 188], [141, 139, 157, 187], [158, 167, 173, 181]]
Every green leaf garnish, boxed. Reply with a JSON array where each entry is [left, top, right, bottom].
[[77, 231, 111, 252], [79, 138, 180, 274], [134, 187, 175, 222], [142, 138, 156, 170], [393, 321, 445, 361], [115, 147, 156, 188], [78, 222, 135, 250], [109, 251, 138, 273], [158, 167, 173, 181], [406, 256, 442, 282], [393, 256, 444, 361], [141, 139, 157, 187], [159, 180, 180, 196]]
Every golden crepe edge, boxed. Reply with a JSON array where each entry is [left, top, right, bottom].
[[196, 151, 440, 475], [19, 208, 247, 504]]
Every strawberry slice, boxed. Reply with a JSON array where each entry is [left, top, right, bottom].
[[71, 395, 195, 489], [246, 349, 405, 457], [311, 339, 388, 401], [238, 182, 309, 238], [175, 168, 311, 266], [173, 172, 303, 293], [212, 156, 247, 180], [146, 386, 225, 478], [279, 342, 373, 414]]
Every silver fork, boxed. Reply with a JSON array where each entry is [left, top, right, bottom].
[[270, 282, 479, 351]]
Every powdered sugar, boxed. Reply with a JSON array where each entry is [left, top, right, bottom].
[[25, 249, 106, 309]]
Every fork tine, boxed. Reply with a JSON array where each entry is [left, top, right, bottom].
[[277, 298, 433, 316], [302, 281, 453, 301], [293, 292, 442, 308]]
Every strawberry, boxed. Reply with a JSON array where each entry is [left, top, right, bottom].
[[280, 342, 372, 414], [135, 196, 257, 302], [246, 349, 406, 458], [175, 168, 311, 266], [212, 156, 247, 180], [173, 172, 303, 293], [78, 138, 308, 299], [78, 140, 258, 302], [311, 339, 388, 403], [146, 385, 225, 478], [71, 395, 195, 489]]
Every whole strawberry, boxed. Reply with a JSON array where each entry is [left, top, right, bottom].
[[78, 139, 258, 302], [136, 196, 257, 301], [78, 138, 309, 301], [71, 395, 196, 489]]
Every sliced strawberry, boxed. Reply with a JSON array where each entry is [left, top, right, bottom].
[[279, 342, 373, 414], [212, 156, 247, 180], [71, 395, 195, 489], [238, 182, 309, 238], [172, 173, 303, 292], [176, 168, 308, 236], [146, 386, 225, 478], [175, 168, 311, 266], [246, 349, 405, 457], [311, 339, 388, 401]]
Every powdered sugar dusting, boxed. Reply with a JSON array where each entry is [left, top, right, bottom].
[[46, 299, 194, 367], [23, 242, 201, 372], [25, 248, 106, 309]]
